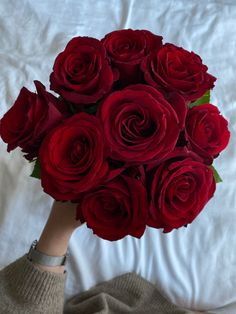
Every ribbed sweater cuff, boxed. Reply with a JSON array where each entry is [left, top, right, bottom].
[[3, 254, 66, 307]]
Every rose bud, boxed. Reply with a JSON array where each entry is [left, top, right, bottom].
[[147, 149, 216, 232], [39, 112, 109, 201], [50, 36, 117, 105], [98, 84, 185, 165], [0, 81, 67, 160], [102, 29, 162, 86], [185, 104, 230, 164], [141, 43, 216, 102], [76, 172, 148, 241]]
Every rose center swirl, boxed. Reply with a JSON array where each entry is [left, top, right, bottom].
[[120, 111, 156, 145], [70, 137, 89, 165]]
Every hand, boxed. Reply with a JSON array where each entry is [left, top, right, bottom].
[[47, 201, 82, 232], [35, 201, 82, 273]]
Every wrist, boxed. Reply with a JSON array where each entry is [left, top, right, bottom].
[[27, 240, 68, 274], [30, 200, 80, 274], [37, 203, 76, 256], [37, 226, 72, 257]]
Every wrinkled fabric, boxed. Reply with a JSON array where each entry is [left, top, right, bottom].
[[0, 1, 236, 313]]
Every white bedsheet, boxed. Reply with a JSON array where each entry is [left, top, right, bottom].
[[0, 0, 235, 312]]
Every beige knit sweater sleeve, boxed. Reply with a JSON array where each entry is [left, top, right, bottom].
[[0, 254, 198, 314], [0, 254, 66, 314]]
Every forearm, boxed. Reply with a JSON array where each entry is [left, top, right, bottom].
[[35, 211, 72, 273], [33, 201, 80, 274]]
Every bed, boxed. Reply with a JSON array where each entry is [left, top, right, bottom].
[[0, 0, 235, 312]]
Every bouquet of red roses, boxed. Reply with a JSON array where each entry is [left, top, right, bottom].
[[0, 29, 230, 241]]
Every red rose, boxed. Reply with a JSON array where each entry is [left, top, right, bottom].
[[76, 172, 148, 241], [185, 104, 230, 164], [98, 84, 184, 164], [39, 112, 109, 201], [147, 149, 216, 232], [50, 37, 116, 105], [141, 43, 216, 101], [0, 81, 67, 160], [102, 29, 162, 86]]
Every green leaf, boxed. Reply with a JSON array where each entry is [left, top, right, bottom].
[[189, 90, 210, 108], [84, 104, 98, 115], [210, 165, 223, 183], [30, 159, 41, 179], [69, 103, 77, 114]]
